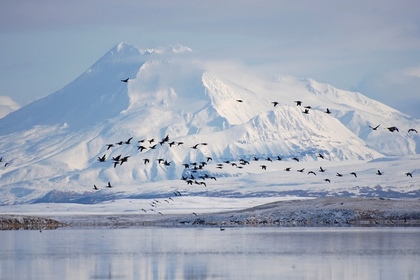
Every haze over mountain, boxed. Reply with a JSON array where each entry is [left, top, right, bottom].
[[0, 42, 418, 205], [0, 96, 20, 119]]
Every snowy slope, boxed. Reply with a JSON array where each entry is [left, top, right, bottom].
[[0, 42, 418, 206]]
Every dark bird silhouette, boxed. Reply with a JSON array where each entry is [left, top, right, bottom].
[[191, 143, 200, 149], [295, 100, 302, 106], [138, 139, 146, 143], [168, 141, 176, 147], [0, 157, 2, 162], [125, 137, 133, 144], [121, 78, 129, 83], [97, 154, 106, 162], [200, 142, 208, 146], [408, 128, 418, 133], [199, 182, 206, 187], [148, 139, 155, 144], [336, 172, 343, 177], [183, 163, 190, 169], [304, 106, 311, 109], [297, 168, 305, 172], [236, 99, 243, 103], [143, 158, 150, 164], [93, 185, 98, 190], [260, 165, 267, 170], [292, 157, 299, 162], [302, 108, 309, 114], [285, 167, 291, 171], [405, 172, 413, 177], [376, 170, 383, 175], [119, 156, 130, 165], [137, 145, 147, 152], [350, 172, 357, 178], [319, 166, 326, 172], [116, 141, 124, 145], [112, 155, 121, 161], [157, 158, 164, 164], [325, 108, 331, 114], [266, 157, 272, 162], [308, 171, 317, 175], [177, 142, 184, 146], [106, 144, 114, 150], [192, 212, 197, 216], [276, 156, 282, 161], [220, 227, 225, 231], [149, 144, 157, 149], [113, 161, 119, 168], [387, 126, 399, 132], [253, 157, 259, 161], [141, 209, 147, 213], [206, 157, 213, 162], [324, 179, 331, 183], [318, 153, 324, 159], [271, 101, 279, 107], [107, 182, 112, 188], [369, 124, 380, 130]]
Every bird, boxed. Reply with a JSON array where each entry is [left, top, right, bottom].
[[149, 144, 157, 149], [271, 101, 279, 107], [295, 100, 302, 106], [125, 137, 133, 144], [121, 78, 129, 83], [276, 156, 282, 161], [308, 171, 317, 175], [97, 154, 106, 162], [318, 153, 324, 159], [285, 167, 291, 171], [93, 185, 98, 190], [376, 170, 383, 175], [119, 156, 130, 165], [137, 145, 147, 152], [107, 182, 112, 188], [191, 143, 200, 149], [336, 172, 343, 177], [387, 126, 399, 132], [266, 157, 272, 162], [369, 124, 380, 130], [297, 168, 305, 172], [260, 165, 267, 170], [319, 166, 326, 172], [116, 141, 124, 145], [236, 99, 243, 103], [292, 157, 299, 162], [302, 108, 309, 114], [143, 158, 150, 164], [324, 179, 331, 183], [206, 157, 213, 162], [350, 172, 357, 178], [408, 128, 418, 133], [405, 172, 413, 177], [106, 144, 114, 150], [112, 155, 121, 161], [220, 226, 225, 231], [325, 108, 331, 114]]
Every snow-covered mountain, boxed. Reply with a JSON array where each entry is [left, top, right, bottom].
[[0, 42, 418, 205]]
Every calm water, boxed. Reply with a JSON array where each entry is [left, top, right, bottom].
[[0, 227, 419, 280]]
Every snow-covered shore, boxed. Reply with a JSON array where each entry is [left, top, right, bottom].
[[2, 197, 419, 230]]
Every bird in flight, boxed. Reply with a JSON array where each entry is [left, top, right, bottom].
[[295, 101, 302, 106], [405, 172, 413, 177], [121, 78, 129, 83], [271, 101, 279, 107], [408, 128, 418, 133], [97, 154, 106, 162], [350, 172, 357, 178], [387, 126, 399, 132], [369, 124, 380, 130]]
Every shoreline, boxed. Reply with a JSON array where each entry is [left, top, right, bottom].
[[1, 197, 420, 230]]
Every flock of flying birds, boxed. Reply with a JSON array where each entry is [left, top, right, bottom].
[[89, 83, 418, 215]]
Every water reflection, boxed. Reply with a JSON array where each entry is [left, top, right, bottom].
[[1, 227, 419, 279]]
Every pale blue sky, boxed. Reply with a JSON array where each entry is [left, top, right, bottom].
[[1, 0, 420, 117]]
